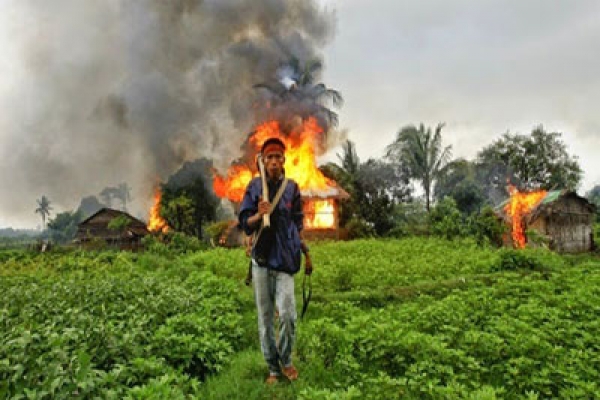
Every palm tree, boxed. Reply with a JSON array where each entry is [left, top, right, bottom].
[[35, 195, 52, 230], [386, 123, 452, 212], [254, 56, 343, 127], [321, 140, 361, 191], [337, 139, 360, 176]]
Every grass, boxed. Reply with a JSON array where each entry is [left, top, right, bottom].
[[2, 237, 600, 398]]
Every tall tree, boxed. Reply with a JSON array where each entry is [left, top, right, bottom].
[[161, 195, 195, 233], [99, 187, 115, 208], [586, 185, 600, 221], [114, 182, 132, 212], [476, 126, 582, 200], [321, 140, 411, 234], [77, 195, 104, 219], [386, 123, 452, 212], [35, 195, 52, 230], [356, 158, 411, 235], [161, 158, 218, 239], [435, 159, 485, 215], [337, 139, 361, 177], [47, 210, 82, 244], [254, 56, 343, 128]]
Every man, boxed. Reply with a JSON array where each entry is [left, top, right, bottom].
[[239, 137, 312, 384]]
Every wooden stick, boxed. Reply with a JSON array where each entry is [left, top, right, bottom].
[[257, 154, 270, 227]]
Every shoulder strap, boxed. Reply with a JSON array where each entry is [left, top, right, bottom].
[[268, 178, 289, 215], [252, 178, 289, 251]]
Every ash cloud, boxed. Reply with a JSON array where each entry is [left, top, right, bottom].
[[0, 0, 336, 227]]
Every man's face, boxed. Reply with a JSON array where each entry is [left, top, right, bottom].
[[264, 151, 285, 179]]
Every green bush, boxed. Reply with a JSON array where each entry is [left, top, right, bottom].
[[491, 249, 545, 272], [467, 206, 506, 247], [428, 197, 464, 240], [391, 201, 429, 237], [205, 221, 232, 245], [345, 218, 375, 239], [142, 232, 207, 256], [4, 237, 600, 399]]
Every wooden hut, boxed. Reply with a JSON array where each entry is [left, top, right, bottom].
[[497, 190, 596, 253], [217, 182, 351, 247], [75, 208, 149, 250], [301, 183, 350, 240]]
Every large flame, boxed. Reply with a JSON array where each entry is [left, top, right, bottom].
[[213, 118, 338, 229], [503, 185, 547, 248], [213, 118, 334, 202], [147, 188, 169, 233], [304, 199, 336, 229]]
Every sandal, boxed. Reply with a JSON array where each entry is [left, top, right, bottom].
[[282, 365, 298, 381]]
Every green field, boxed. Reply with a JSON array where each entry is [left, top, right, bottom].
[[1, 238, 599, 399]]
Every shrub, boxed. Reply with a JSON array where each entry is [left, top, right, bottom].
[[429, 197, 464, 240], [204, 221, 232, 245], [142, 232, 207, 256], [391, 202, 429, 236], [491, 249, 544, 272], [467, 206, 506, 247], [345, 218, 375, 239]]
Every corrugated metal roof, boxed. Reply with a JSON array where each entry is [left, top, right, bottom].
[[538, 190, 563, 205], [495, 189, 595, 220]]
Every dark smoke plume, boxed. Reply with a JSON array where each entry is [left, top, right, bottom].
[[0, 0, 336, 227]]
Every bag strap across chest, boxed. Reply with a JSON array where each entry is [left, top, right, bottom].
[[252, 178, 289, 249]]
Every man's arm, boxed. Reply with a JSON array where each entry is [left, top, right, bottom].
[[239, 179, 272, 235], [299, 230, 312, 275], [291, 182, 312, 275], [246, 201, 270, 229]]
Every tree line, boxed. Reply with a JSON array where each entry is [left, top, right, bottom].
[[321, 123, 594, 240], [25, 56, 598, 245]]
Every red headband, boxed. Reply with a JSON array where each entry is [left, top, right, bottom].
[[262, 142, 285, 156]]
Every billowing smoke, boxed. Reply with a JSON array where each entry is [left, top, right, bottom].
[[0, 0, 336, 227]]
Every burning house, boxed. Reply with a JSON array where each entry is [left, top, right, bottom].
[[213, 118, 349, 242], [75, 208, 150, 250], [496, 187, 596, 253]]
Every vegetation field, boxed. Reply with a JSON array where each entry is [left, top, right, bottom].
[[1, 238, 599, 399]]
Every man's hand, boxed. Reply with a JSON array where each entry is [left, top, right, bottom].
[[248, 197, 271, 228], [304, 254, 313, 275], [257, 197, 271, 216]]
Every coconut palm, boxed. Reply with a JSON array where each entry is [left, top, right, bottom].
[[35, 195, 53, 230], [254, 56, 343, 127], [386, 123, 452, 212]]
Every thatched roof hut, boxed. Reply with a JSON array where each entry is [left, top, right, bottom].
[[496, 190, 596, 253], [218, 181, 351, 247], [75, 208, 149, 250]]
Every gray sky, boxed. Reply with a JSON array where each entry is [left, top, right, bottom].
[[1, 0, 600, 228], [321, 0, 600, 189]]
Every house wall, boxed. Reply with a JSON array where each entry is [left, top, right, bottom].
[[540, 197, 594, 253], [303, 199, 347, 240]]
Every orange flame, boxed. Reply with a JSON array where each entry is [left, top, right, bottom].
[[304, 199, 336, 229], [503, 185, 547, 248], [147, 188, 169, 233], [213, 117, 337, 229], [213, 165, 254, 201]]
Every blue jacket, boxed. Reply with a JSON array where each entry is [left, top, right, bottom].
[[239, 176, 303, 274]]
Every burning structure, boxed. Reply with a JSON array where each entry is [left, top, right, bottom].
[[213, 118, 349, 241], [208, 49, 348, 242], [496, 188, 596, 253], [75, 208, 149, 250]]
